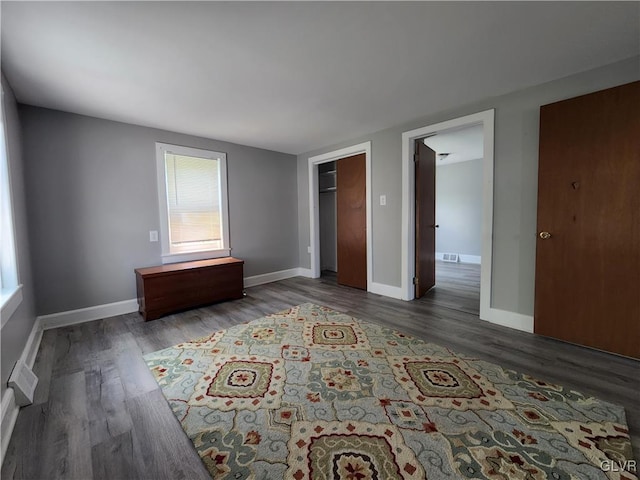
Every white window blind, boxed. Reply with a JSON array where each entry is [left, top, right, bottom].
[[156, 143, 229, 263], [165, 153, 222, 250]]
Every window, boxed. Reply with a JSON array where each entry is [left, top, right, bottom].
[[1, 84, 22, 325], [156, 143, 230, 263]]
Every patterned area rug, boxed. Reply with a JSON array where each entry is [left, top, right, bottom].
[[144, 303, 637, 479]]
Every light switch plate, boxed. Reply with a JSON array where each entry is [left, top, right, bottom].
[[380, 195, 386, 206], [149, 230, 159, 242]]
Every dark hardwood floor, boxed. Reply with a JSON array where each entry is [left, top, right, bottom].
[[2, 274, 638, 479], [423, 260, 480, 315], [323, 260, 481, 316]]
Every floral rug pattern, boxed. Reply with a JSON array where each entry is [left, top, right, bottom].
[[144, 303, 636, 479]]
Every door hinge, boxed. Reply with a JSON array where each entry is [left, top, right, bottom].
[[413, 277, 418, 285], [413, 154, 418, 163]]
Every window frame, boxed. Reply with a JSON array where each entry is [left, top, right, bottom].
[[155, 142, 230, 264], [0, 83, 23, 326]]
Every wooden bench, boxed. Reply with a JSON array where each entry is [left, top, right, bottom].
[[135, 257, 244, 321]]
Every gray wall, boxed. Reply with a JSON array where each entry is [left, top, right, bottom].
[[297, 56, 639, 316], [20, 106, 299, 316], [435, 159, 483, 256], [1, 74, 37, 397]]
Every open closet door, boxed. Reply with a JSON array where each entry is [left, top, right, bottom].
[[337, 153, 367, 289]]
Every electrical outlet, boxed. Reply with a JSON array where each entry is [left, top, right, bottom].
[[307, 246, 312, 253], [380, 195, 387, 206], [149, 230, 159, 242]]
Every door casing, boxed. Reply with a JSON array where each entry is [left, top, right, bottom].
[[401, 110, 499, 325], [308, 142, 372, 289]]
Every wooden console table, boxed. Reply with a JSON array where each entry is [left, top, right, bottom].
[[135, 257, 244, 320]]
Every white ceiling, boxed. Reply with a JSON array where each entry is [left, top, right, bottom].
[[424, 124, 483, 166], [2, 2, 638, 155]]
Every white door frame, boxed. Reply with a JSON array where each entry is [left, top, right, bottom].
[[308, 142, 372, 290], [401, 110, 494, 320]]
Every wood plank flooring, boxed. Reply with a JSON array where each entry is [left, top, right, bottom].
[[325, 260, 481, 315], [2, 274, 638, 478], [427, 260, 481, 315]]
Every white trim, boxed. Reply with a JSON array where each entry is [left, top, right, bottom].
[[0, 85, 20, 298], [459, 254, 482, 265], [435, 253, 482, 265], [401, 110, 495, 324], [1, 315, 43, 465], [308, 142, 373, 292], [32, 266, 317, 330], [34, 267, 318, 329], [296, 268, 313, 278], [155, 142, 230, 264], [0, 284, 23, 328], [37, 298, 139, 330], [244, 268, 302, 288], [484, 308, 534, 333], [1, 388, 19, 465], [161, 248, 231, 264], [369, 282, 404, 300], [20, 318, 44, 377]]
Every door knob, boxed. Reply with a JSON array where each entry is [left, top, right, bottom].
[[539, 231, 551, 239], [432, 224, 439, 228]]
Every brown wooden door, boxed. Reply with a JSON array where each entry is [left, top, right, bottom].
[[534, 81, 640, 359], [337, 153, 367, 289], [415, 140, 437, 298]]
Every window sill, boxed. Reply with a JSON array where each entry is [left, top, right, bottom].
[[1, 284, 23, 329], [161, 249, 232, 265]]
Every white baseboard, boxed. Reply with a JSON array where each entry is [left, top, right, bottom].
[[1, 315, 43, 465], [244, 267, 315, 287], [458, 254, 481, 264], [37, 298, 139, 331], [35, 267, 316, 330], [482, 307, 534, 333], [436, 252, 482, 264], [21, 320, 44, 374], [369, 282, 404, 300], [1, 388, 19, 465], [296, 268, 313, 278], [244, 268, 300, 288]]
